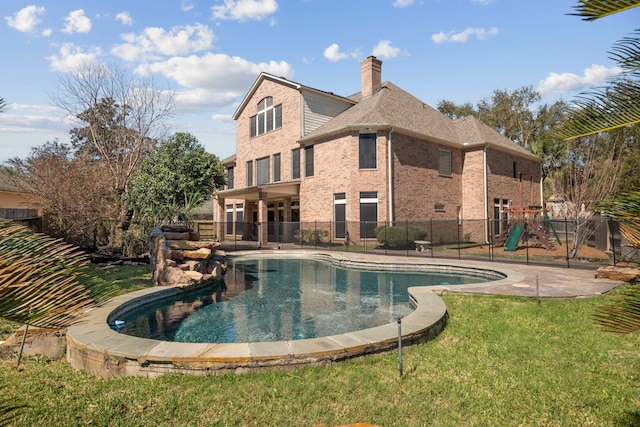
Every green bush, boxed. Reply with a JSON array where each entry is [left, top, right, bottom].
[[294, 229, 329, 244], [374, 225, 428, 249], [122, 224, 151, 258]]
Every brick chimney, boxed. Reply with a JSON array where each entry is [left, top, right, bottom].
[[361, 56, 382, 97]]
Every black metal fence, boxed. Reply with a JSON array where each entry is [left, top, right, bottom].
[[196, 217, 639, 268]]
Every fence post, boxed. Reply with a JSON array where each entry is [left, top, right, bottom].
[[430, 219, 434, 258], [525, 222, 530, 265], [565, 217, 570, 269], [405, 220, 409, 258], [457, 221, 461, 260], [609, 218, 617, 266]]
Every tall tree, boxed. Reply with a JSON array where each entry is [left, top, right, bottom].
[[127, 132, 226, 226], [51, 61, 174, 250], [0, 98, 6, 113]]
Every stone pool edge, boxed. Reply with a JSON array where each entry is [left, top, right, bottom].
[[66, 250, 519, 378]]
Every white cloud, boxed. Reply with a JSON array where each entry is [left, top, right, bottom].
[[431, 27, 499, 43], [181, 0, 196, 11], [115, 12, 133, 26], [323, 43, 360, 62], [47, 43, 102, 73], [372, 40, 402, 59], [212, 0, 278, 22], [471, 0, 496, 4], [5, 5, 46, 33], [139, 53, 293, 112], [538, 64, 623, 95], [393, 0, 414, 7], [111, 24, 215, 62], [147, 53, 294, 92], [62, 9, 91, 34]]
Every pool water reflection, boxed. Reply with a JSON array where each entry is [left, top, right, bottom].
[[117, 256, 493, 343]]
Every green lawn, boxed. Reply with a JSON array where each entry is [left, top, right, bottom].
[[1, 266, 639, 426]]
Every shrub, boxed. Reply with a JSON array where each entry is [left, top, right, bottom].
[[374, 225, 428, 249], [294, 229, 329, 244]]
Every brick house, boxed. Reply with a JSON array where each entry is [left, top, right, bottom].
[[215, 56, 542, 246]]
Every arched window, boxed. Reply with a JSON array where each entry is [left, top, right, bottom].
[[250, 97, 282, 137]]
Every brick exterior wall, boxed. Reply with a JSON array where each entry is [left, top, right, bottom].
[[392, 133, 462, 221], [486, 148, 542, 212], [214, 72, 543, 246]]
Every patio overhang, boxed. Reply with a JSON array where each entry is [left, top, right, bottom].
[[215, 181, 300, 202]]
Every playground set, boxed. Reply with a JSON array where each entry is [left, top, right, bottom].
[[493, 175, 562, 252]]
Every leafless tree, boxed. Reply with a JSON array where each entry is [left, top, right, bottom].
[[552, 132, 626, 258], [50, 62, 175, 250]]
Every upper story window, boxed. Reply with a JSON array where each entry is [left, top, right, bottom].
[[292, 148, 300, 179], [273, 153, 281, 182], [304, 145, 314, 177], [246, 160, 253, 186], [226, 166, 234, 190], [359, 133, 377, 169], [438, 149, 452, 176], [256, 157, 270, 185], [250, 97, 282, 137]]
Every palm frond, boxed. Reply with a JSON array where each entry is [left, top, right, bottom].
[[0, 219, 115, 328], [554, 79, 640, 140], [594, 286, 640, 334], [570, 0, 640, 21]]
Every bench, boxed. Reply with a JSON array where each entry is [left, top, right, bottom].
[[414, 240, 431, 252]]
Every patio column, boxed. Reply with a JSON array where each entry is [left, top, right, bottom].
[[216, 196, 226, 242], [258, 192, 268, 247]]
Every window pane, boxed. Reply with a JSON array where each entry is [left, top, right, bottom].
[[334, 193, 346, 239], [359, 133, 377, 169], [266, 108, 274, 132], [273, 153, 281, 182], [250, 116, 257, 138], [246, 160, 253, 186], [359, 192, 378, 238], [292, 148, 300, 179], [275, 104, 282, 129], [257, 157, 270, 185], [438, 150, 452, 176], [226, 205, 233, 235], [257, 111, 265, 135], [236, 204, 244, 235], [227, 166, 234, 190], [305, 145, 314, 177]]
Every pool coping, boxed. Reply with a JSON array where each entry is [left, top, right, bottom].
[[66, 250, 523, 378]]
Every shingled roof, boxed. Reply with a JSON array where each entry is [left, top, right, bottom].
[[298, 80, 539, 162], [0, 170, 25, 194]]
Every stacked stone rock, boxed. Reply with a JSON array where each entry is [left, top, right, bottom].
[[150, 224, 226, 287]]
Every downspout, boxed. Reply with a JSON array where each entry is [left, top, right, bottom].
[[388, 128, 394, 224], [483, 145, 489, 243]]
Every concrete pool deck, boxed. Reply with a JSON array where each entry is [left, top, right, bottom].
[[66, 250, 622, 378]]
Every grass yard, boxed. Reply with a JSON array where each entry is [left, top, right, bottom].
[[1, 265, 639, 426]]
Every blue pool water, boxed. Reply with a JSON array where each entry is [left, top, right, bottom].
[[117, 256, 495, 343]]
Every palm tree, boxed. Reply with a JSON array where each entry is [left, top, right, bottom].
[[0, 219, 114, 328], [0, 98, 6, 114], [557, 1, 640, 334]]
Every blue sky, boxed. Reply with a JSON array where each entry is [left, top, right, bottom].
[[0, 0, 638, 163]]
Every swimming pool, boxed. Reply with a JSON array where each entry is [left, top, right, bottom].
[[116, 255, 499, 343]]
